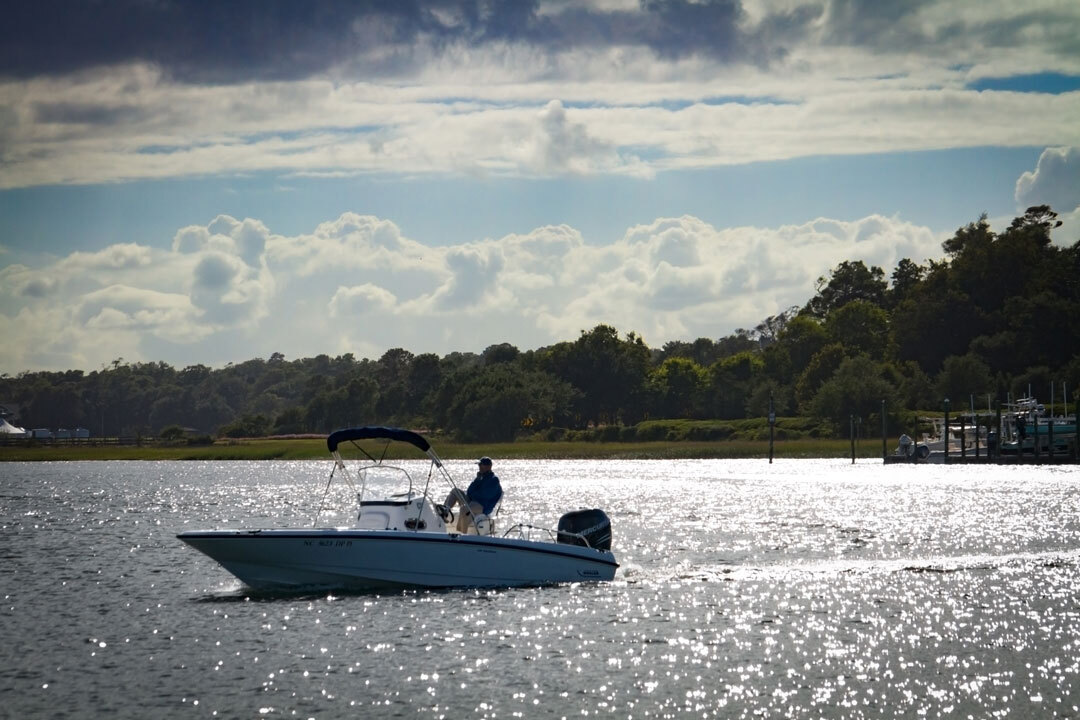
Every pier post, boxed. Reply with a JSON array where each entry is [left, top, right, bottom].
[[1034, 412, 1041, 463], [943, 398, 950, 465], [850, 414, 855, 464], [995, 401, 1002, 460], [960, 414, 966, 460], [974, 413, 980, 459], [881, 400, 887, 460], [768, 394, 775, 465], [1049, 417, 1055, 460]]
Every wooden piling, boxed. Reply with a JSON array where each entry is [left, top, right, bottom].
[[995, 401, 1002, 460], [943, 399, 950, 464], [881, 400, 887, 460], [960, 414, 966, 460], [768, 394, 775, 465], [850, 414, 855, 464]]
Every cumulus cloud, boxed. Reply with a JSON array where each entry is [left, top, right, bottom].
[[0, 210, 948, 371], [0, 264, 57, 299], [0, 214, 286, 370], [528, 100, 650, 177], [173, 215, 271, 268], [328, 284, 398, 317], [526, 212, 941, 343], [66, 243, 153, 270], [1015, 146, 1080, 215], [266, 213, 427, 277], [419, 245, 507, 310], [77, 285, 206, 343], [189, 251, 273, 326]]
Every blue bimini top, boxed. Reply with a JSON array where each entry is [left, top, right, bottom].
[[326, 426, 431, 453]]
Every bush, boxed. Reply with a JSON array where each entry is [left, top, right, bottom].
[[635, 422, 671, 441], [686, 425, 733, 441], [595, 425, 622, 442], [543, 427, 567, 441], [159, 424, 185, 441], [218, 414, 271, 438]]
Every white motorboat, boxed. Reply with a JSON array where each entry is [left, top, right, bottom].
[[178, 426, 617, 591]]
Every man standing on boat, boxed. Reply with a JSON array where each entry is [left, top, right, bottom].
[[444, 456, 503, 533]]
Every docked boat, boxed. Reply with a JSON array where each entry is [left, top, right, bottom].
[[999, 397, 1077, 456], [177, 426, 618, 591]]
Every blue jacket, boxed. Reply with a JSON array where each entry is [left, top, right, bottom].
[[466, 471, 503, 514]]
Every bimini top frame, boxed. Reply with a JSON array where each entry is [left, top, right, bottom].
[[319, 426, 463, 529]]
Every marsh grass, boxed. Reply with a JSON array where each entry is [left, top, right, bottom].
[[0, 436, 885, 462]]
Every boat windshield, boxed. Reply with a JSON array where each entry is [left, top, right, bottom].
[[357, 463, 418, 499]]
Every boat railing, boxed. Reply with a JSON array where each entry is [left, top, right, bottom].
[[501, 522, 597, 549]]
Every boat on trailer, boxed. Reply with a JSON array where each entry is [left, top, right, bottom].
[[178, 426, 617, 591]]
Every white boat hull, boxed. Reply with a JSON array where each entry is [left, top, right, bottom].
[[178, 529, 619, 591]]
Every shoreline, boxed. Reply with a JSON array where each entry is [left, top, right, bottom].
[[0, 437, 885, 461]]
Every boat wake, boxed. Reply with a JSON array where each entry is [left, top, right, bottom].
[[636, 547, 1080, 586]]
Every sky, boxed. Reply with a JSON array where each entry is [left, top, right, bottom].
[[1, 0, 1080, 373]]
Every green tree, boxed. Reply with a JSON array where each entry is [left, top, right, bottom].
[[935, 354, 993, 403], [705, 351, 763, 419], [482, 343, 521, 365], [541, 325, 650, 426], [794, 343, 848, 412], [219, 413, 271, 438], [402, 353, 444, 420], [159, 424, 186, 441], [888, 258, 925, 308], [745, 380, 790, 418], [810, 356, 897, 428], [445, 365, 579, 442], [650, 357, 706, 418], [272, 406, 307, 435], [806, 260, 887, 317], [824, 300, 890, 360], [894, 361, 935, 411], [891, 284, 982, 373], [776, 314, 828, 374]]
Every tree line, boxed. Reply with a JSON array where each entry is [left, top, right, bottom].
[[3, 206, 1078, 442]]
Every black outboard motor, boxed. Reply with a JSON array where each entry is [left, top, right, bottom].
[[557, 509, 612, 551]]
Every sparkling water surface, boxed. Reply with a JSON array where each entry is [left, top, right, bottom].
[[4, 459, 1080, 718]]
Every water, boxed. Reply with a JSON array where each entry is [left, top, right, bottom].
[[4, 458, 1080, 718]]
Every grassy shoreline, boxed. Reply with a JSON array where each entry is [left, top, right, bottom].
[[0, 437, 886, 461]]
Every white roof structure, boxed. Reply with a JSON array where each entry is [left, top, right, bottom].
[[0, 417, 27, 435]]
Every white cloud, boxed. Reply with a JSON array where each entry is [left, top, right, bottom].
[[0, 215, 284, 371], [526, 99, 651, 177], [189, 251, 273, 326], [265, 212, 430, 277], [77, 285, 205, 343], [173, 215, 272, 267], [0, 209, 993, 372], [63, 243, 153, 270], [1057, 207, 1080, 246], [1015, 146, 1080, 214], [3, 0, 1080, 191], [412, 244, 507, 311], [328, 284, 398, 317]]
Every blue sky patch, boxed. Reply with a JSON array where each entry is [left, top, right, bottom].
[[967, 73, 1080, 94]]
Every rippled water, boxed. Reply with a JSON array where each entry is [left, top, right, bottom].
[[4, 459, 1080, 718]]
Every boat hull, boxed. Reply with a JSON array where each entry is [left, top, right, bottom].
[[177, 529, 619, 591]]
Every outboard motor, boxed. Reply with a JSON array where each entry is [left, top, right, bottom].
[[557, 509, 612, 551]]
